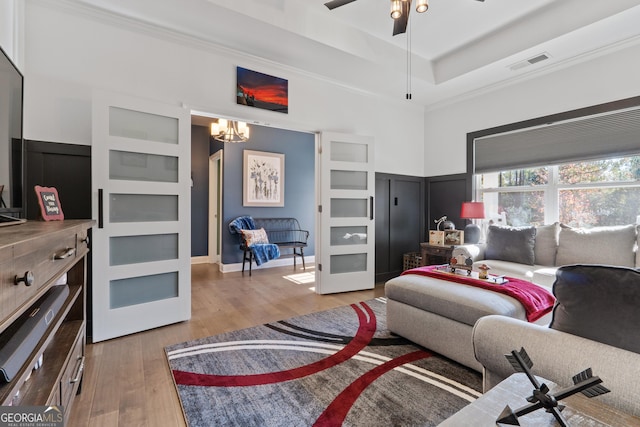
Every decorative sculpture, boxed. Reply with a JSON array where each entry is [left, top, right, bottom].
[[497, 348, 610, 427], [434, 215, 455, 231]]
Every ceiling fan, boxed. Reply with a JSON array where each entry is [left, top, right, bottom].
[[324, 0, 485, 36]]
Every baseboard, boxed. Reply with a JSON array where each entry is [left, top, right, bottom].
[[190, 256, 212, 265], [219, 255, 315, 273]]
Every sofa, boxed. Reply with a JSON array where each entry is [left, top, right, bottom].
[[473, 264, 640, 417], [471, 222, 640, 289], [385, 222, 640, 372]]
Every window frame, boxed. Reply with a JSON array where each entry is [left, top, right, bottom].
[[475, 158, 640, 226], [465, 96, 640, 227]]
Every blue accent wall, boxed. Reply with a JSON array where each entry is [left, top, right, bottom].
[[190, 123, 315, 263], [220, 124, 315, 264]]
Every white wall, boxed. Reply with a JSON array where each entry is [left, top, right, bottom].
[[424, 41, 640, 177], [0, 1, 17, 61], [21, 1, 425, 177]]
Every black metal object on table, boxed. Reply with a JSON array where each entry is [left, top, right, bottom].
[[497, 347, 610, 427]]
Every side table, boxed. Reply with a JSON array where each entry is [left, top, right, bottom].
[[440, 373, 640, 426], [420, 243, 455, 265]]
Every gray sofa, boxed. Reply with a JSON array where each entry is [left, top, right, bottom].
[[471, 223, 640, 288], [473, 264, 640, 417], [385, 223, 640, 373]]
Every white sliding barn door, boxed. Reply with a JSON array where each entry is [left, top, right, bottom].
[[316, 132, 375, 294], [91, 91, 191, 342]]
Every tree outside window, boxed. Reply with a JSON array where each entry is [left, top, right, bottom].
[[476, 155, 640, 228]]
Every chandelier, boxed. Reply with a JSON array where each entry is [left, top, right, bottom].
[[210, 119, 250, 143]]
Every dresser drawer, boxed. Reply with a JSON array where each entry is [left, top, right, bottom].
[[425, 246, 450, 257], [0, 220, 93, 418], [12, 233, 77, 315], [60, 329, 84, 415], [0, 246, 13, 329]]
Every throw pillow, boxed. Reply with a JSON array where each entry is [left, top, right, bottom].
[[484, 225, 536, 265], [550, 264, 640, 354], [555, 224, 636, 267], [534, 222, 560, 266], [240, 228, 269, 247]]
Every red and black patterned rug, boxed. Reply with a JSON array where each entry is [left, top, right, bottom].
[[165, 298, 482, 426]]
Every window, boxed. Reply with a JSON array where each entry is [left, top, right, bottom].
[[476, 155, 640, 228]]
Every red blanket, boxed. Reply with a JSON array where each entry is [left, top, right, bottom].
[[401, 265, 555, 322]]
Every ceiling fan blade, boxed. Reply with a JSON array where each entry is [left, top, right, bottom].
[[392, 1, 410, 36], [324, 0, 358, 10]]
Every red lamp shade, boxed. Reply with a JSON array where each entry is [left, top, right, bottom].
[[460, 202, 485, 219]]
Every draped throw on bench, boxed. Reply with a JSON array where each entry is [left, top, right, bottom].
[[229, 216, 281, 267]]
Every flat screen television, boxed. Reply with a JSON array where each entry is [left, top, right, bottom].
[[0, 44, 24, 220]]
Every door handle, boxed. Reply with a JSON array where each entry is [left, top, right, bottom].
[[370, 196, 374, 220], [98, 188, 104, 229]]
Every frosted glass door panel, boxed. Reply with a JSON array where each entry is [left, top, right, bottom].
[[110, 194, 178, 222], [110, 272, 179, 309], [109, 107, 178, 144], [331, 170, 367, 190], [109, 151, 178, 182], [330, 254, 367, 274], [330, 141, 368, 163], [331, 198, 368, 218], [92, 90, 191, 342], [110, 234, 178, 266], [318, 132, 374, 294], [330, 226, 368, 246]]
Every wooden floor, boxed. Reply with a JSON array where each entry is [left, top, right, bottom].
[[68, 263, 385, 426]]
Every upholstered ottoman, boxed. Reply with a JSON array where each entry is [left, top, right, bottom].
[[385, 274, 531, 371]]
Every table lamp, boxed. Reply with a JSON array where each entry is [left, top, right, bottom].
[[460, 201, 485, 244]]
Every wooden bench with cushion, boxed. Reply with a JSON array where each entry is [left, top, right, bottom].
[[229, 216, 310, 275]]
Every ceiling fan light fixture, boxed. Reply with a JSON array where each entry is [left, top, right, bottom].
[[390, 0, 402, 19], [416, 0, 429, 13]]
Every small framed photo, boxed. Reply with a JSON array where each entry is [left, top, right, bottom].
[[444, 230, 464, 246]]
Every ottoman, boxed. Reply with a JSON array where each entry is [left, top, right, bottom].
[[385, 274, 529, 371]]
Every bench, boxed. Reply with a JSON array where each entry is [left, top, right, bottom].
[[229, 217, 310, 275], [250, 218, 309, 272]]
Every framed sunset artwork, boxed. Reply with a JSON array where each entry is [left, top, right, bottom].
[[236, 67, 288, 114]]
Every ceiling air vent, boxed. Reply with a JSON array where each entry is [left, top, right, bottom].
[[509, 52, 551, 71]]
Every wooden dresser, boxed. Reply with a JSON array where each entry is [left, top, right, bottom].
[[0, 220, 94, 423]]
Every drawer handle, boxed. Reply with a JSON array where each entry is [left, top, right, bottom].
[[82, 235, 90, 246], [15, 271, 35, 286], [54, 248, 75, 260], [70, 356, 85, 384]]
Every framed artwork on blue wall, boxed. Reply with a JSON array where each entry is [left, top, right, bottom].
[[243, 150, 285, 207]]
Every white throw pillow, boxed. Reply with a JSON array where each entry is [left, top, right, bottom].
[[556, 224, 636, 267], [240, 228, 269, 247], [534, 222, 560, 266]]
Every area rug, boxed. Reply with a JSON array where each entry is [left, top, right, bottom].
[[165, 297, 482, 426]]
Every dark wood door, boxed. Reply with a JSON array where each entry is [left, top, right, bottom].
[[25, 140, 91, 220], [375, 173, 424, 282], [427, 174, 467, 231], [375, 176, 390, 278], [389, 179, 422, 272]]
